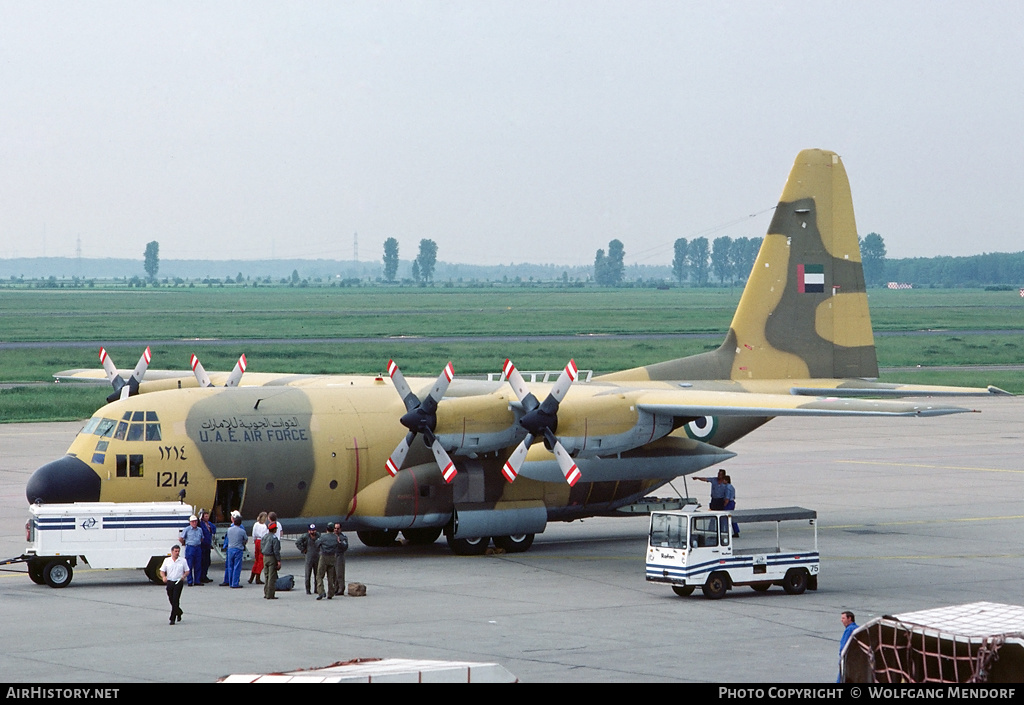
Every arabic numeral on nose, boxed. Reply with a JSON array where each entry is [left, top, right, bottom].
[[156, 471, 190, 488]]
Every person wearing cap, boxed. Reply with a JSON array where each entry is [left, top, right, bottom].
[[261, 521, 282, 599], [221, 512, 247, 588], [179, 514, 204, 586], [159, 545, 190, 625], [198, 509, 216, 584], [294, 523, 321, 595]]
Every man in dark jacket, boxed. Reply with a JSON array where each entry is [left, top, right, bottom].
[[315, 522, 341, 600], [261, 522, 282, 599], [294, 524, 320, 595]]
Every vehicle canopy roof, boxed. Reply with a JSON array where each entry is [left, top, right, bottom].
[[652, 506, 816, 524]]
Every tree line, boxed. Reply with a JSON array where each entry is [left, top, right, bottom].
[[128, 232, 1024, 289], [590, 236, 764, 286]]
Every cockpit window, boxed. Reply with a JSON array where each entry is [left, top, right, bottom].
[[88, 412, 162, 443]]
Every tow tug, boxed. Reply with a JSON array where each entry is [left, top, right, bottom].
[[645, 506, 819, 599]]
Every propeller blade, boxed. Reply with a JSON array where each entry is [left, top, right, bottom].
[[549, 359, 578, 404], [428, 361, 454, 404], [130, 347, 152, 385], [386, 433, 414, 476], [224, 354, 247, 387], [190, 354, 212, 388], [552, 439, 582, 487], [501, 435, 533, 483], [387, 359, 417, 411], [430, 439, 458, 484], [99, 348, 119, 383], [502, 359, 533, 406]]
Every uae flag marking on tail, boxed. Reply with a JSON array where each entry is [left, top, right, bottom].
[[797, 264, 825, 293]]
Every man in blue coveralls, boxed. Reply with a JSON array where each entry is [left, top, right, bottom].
[[694, 468, 728, 510], [179, 515, 204, 586]]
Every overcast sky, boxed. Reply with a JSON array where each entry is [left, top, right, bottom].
[[2, 2, 1022, 266]]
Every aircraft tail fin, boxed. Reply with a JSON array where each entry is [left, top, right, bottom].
[[605, 149, 878, 382]]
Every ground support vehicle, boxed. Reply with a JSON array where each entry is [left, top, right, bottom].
[[645, 506, 818, 599], [841, 602, 1024, 683], [1, 501, 193, 587]]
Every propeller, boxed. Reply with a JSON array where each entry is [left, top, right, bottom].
[[190, 353, 247, 388], [100, 346, 152, 402], [385, 359, 458, 484], [501, 359, 582, 486]]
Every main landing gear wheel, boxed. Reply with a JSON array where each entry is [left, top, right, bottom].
[[357, 529, 401, 548], [401, 527, 443, 545], [492, 534, 534, 553], [672, 585, 695, 597], [702, 572, 729, 600], [446, 535, 489, 556], [43, 560, 73, 588], [783, 568, 808, 595]]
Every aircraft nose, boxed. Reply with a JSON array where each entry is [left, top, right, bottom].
[[26, 456, 101, 505]]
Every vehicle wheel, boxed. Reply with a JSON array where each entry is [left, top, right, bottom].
[[43, 560, 73, 588], [783, 568, 808, 595], [446, 535, 490, 556], [671, 585, 695, 597], [144, 556, 165, 585], [28, 560, 45, 585], [702, 572, 729, 599], [492, 534, 535, 553], [357, 529, 400, 548], [751, 582, 772, 592], [402, 527, 443, 545]]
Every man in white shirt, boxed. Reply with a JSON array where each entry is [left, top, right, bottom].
[[160, 545, 190, 625]]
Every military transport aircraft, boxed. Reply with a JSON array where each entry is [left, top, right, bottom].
[[27, 149, 1009, 555]]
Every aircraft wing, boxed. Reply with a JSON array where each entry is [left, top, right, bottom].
[[54, 369, 193, 384], [635, 389, 976, 419], [788, 381, 1011, 397]]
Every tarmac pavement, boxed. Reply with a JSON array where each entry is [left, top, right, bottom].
[[0, 395, 1021, 683]]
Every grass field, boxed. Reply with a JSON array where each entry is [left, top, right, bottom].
[[2, 286, 1022, 422]]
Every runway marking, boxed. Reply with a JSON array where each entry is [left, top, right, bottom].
[[827, 514, 1024, 530], [831, 553, 1024, 561], [838, 459, 1024, 474]]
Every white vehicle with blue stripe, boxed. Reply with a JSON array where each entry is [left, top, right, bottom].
[[7, 502, 194, 588], [646, 507, 818, 599]]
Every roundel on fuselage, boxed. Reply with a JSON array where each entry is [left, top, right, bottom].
[[684, 416, 717, 440]]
